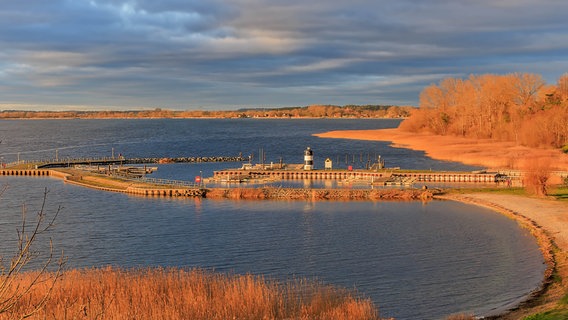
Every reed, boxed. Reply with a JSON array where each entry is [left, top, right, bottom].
[[0, 267, 382, 320]]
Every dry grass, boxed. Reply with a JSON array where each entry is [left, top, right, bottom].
[[0, 267, 382, 320]]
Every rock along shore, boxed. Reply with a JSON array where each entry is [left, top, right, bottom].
[[203, 187, 436, 201]]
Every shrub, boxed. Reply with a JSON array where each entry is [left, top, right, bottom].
[[522, 157, 552, 196]]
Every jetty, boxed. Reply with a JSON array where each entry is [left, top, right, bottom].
[[4, 155, 247, 169]]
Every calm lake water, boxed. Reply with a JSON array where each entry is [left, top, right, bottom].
[[0, 119, 545, 319]]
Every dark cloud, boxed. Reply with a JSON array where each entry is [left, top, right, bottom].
[[0, 0, 567, 109]]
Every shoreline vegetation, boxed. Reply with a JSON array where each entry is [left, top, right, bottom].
[[0, 104, 411, 119]]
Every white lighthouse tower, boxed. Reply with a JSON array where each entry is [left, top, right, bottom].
[[303, 147, 314, 170]]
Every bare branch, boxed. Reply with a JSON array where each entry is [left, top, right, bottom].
[[0, 188, 67, 318]]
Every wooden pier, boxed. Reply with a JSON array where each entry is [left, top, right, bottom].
[[392, 171, 499, 183], [0, 168, 204, 197], [213, 168, 499, 183], [0, 167, 500, 201]]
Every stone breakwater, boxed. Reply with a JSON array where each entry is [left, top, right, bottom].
[[34, 155, 247, 168], [203, 187, 437, 201], [152, 156, 247, 164]]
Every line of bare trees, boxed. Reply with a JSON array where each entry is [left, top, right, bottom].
[[400, 72, 568, 150]]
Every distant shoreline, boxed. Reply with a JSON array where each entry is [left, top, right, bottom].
[[0, 105, 413, 120], [0, 116, 404, 120]]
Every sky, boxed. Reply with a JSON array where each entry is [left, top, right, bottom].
[[0, 0, 567, 110]]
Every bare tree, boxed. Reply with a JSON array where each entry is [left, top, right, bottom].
[[522, 158, 552, 197], [511, 72, 545, 109], [0, 187, 66, 319]]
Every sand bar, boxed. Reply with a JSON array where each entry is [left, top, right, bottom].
[[314, 128, 568, 171]]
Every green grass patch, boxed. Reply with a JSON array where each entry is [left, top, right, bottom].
[[448, 186, 568, 201], [523, 293, 568, 320], [523, 308, 568, 320], [560, 292, 568, 305], [549, 187, 568, 201], [445, 187, 528, 196]]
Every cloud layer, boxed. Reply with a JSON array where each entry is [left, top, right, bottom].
[[1, 0, 567, 109]]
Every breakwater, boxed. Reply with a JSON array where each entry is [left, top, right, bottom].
[[203, 187, 436, 201], [12, 155, 247, 168]]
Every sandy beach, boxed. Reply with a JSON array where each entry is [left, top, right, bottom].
[[314, 128, 568, 171], [316, 127, 568, 318], [439, 193, 568, 319]]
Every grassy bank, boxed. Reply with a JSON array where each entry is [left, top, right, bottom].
[[549, 186, 568, 201], [0, 267, 382, 320]]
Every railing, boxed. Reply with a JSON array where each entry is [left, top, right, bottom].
[[134, 177, 201, 188], [2, 157, 122, 168]]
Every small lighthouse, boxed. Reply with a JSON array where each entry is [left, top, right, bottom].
[[303, 147, 314, 170]]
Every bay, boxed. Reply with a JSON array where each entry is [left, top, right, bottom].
[[0, 119, 545, 319]]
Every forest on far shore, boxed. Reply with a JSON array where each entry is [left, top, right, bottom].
[[400, 72, 568, 150], [0, 104, 411, 119]]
